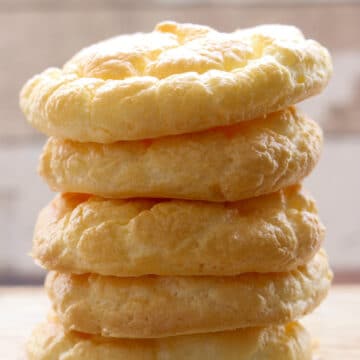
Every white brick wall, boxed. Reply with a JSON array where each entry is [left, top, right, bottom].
[[0, 143, 52, 281], [305, 139, 360, 270]]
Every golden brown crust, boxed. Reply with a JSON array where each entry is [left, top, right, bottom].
[[46, 250, 332, 338], [20, 22, 332, 142], [39, 108, 323, 202], [27, 319, 311, 360], [32, 185, 324, 276]]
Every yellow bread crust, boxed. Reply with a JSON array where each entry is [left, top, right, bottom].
[[20, 22, 332, 142], [39, 108, 322, 202], [46, 250, 332, 338], [32, 185, 324, 276], [27, 319, 311, 360]]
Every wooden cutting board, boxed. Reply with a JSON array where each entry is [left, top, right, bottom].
[[0, 285, 359, 359]]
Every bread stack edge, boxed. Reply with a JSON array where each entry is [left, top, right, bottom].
[[20, 21, 333, 360]]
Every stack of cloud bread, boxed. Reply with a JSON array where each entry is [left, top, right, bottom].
[[20, 21, 333, 359]]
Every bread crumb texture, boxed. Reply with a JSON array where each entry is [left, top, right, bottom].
[[27, 318, 311, 360], [39, 107, 323, 201], [45, 250, 332, 338], [33, 185, 324, 276], [20, 21, 332, 142]]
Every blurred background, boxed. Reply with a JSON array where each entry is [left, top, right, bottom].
[[0, 0, 359, 284]]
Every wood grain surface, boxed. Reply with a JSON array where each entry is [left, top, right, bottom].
[[0, 285, 359, 359]]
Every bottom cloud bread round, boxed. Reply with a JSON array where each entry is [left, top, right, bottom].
[[46, 250, 332, 338], [33, 185, 324, 276], [27, 319, 312, 360]]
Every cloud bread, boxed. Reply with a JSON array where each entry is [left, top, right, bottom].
[[27, 319, 311, 360], [39, 107, 322, 202], [32, 185, 324, 276], [20, 21, 332, 142], [46, 250, 332, 338]]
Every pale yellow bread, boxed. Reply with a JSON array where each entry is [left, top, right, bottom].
[[33, 185, 324, 276], [39, 107, 322, 202], [46, 250, 332, 338], [20, 21, 332, 142], [27, 319, 311, 360]]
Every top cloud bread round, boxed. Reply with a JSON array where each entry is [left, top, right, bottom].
[[20, 21, 332, 142]]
